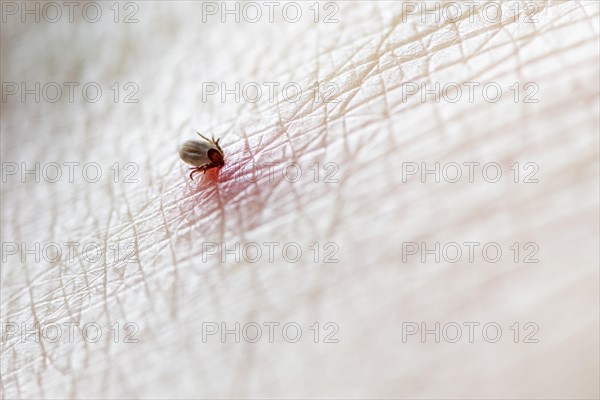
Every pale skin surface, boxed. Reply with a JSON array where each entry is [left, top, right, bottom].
[[1, 1, 599, 398]]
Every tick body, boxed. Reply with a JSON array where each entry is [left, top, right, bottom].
[[179, 132, 225, 180]]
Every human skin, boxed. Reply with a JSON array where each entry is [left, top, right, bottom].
[[1, 1, 599, 398]]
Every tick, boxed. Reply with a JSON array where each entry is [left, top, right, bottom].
[[179, 132, 225, 180]]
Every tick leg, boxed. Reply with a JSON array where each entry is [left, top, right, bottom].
[[195, 131, 224, 154], [215, 138, 223, 153], [211, 135, 222, 151], [196, 131, 212, 143], [189, 167, 201, 181], [189, 166, 210, 181]]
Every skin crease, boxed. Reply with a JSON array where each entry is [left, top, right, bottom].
[[1, 1, 599, 398]]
